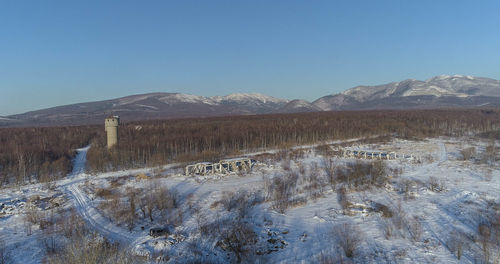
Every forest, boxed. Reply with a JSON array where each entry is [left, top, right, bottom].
[[0, 125, 98, 186], [0, 109, 499, 186]]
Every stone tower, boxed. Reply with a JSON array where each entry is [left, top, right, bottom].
[[105, 116, 120, 149]]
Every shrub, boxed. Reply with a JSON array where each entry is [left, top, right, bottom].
[[214, 217, 258, 264], [428, 176, 444, 192], [370, 160, 387, 186], [335, 161, 388, 190], [400, 178, 418, 199], [267, 172, 299, 213], [481, 140, 496, 165], [333, 222, 362, 258], [46, 207, 143, 264], [304, 164, 324, 200], [47, 235, 139, 264], [218, 190, 260, 218], [219, 191, 237, 211], [390, 167, 403, 178], [315, 250, 345, 264], [372, 202, 393, 218]]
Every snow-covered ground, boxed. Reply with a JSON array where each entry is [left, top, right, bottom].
[[0, 137, 498, 263]]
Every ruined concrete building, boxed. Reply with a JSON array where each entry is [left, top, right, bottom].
[[185, 158, 257, 176]]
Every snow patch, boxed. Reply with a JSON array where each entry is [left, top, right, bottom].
[[212, 93, 288, 104], [116, 95, 155, 106], [135, 104, 159, 110], [158, 94, 218, 105]]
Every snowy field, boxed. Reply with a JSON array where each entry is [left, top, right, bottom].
[[0, 137, 498, 263]]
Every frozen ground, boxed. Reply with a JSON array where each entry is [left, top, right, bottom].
[[0, 137, 498, 263]]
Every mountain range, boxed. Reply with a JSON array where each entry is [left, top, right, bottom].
[[2, 75, 499, 127]]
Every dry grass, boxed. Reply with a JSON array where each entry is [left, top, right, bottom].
[[135, 173, 149, 180], [95, 188, 113, 198]]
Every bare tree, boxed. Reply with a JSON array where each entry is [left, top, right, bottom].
[[305, 164, 324, 200], [127, 188, 137, 230], [392, 200, 406, 231], [401, 179, 415, 200], [408, 216, 422, 242], [370, 160, 387, 187], [323, 158, 336, 191], [137, 194, 148, 220], [478, 222, 492, 264], [216, 219, 258, 263], [448, 231, 466, 260], [337, 187, 350, 215], [268, 172, 299, 213], [333, 222, 362, 258], [193, 206, 209, 238], [0, 238, 8, 264]]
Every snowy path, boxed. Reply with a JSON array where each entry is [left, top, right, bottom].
[[60, 146, 145, 246], [58, 146, 190, 248], [70, 145, 90, 176], [65, 184, 136, 244]]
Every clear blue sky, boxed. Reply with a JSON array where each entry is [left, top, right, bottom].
[[1, 0, 500, 115]]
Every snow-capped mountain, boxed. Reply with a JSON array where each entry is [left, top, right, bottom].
[[112, 92, 288, 108], [211, 93, 289, 114], [277, 100, 322, 113], [212, 93, 288, 105], [313, 75, 500, 110], [3, 75, 499, 127], [7, 93, 290, 126]]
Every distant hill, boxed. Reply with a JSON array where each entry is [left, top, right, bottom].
[[5, 93, 289, 126], [3, 75, 499, 127], [313, 75, 500, 110]]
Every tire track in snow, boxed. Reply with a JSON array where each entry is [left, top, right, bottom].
[[65, 184, 136, 244], [62, 146, 139, 246]]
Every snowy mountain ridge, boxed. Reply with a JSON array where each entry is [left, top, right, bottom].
[[339, 75, 499, 100], [314, 75, 500, 110], [114, 92, 288, 107], [3, 74, 500, 126], [212, 93, 288, 104]]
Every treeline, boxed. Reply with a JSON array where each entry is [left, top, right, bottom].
[[1, 109, 498, 184], [86, 109, 500, 172], [0, 125, 99, 186]]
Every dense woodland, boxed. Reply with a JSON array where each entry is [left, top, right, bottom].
[[85, 109, 500, 172], [0, 126, 98, 186], [1, 109, 499, 186]]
